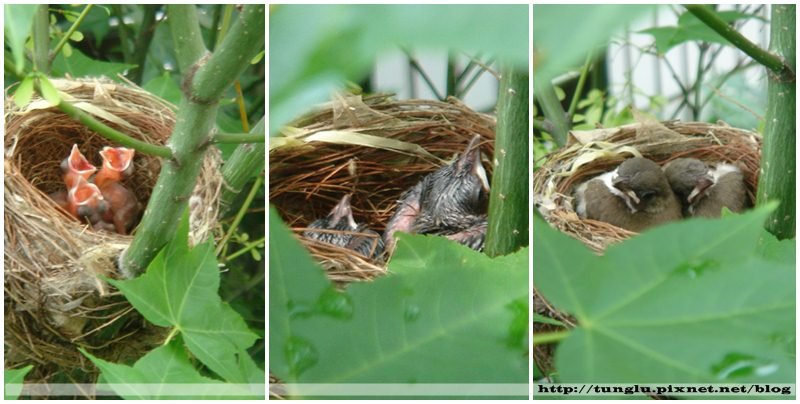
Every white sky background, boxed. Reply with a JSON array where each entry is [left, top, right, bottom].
[[607, 4, 769, 130], [372, 49, 499, 112]]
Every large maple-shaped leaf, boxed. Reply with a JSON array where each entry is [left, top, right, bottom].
[[108, 213, 260, 383], [534, 206, 795, 384], [82, 340, 261, 399], [269, 208, 528, 396]]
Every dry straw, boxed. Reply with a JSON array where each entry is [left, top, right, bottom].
[[532, 119, 762, 373], [269, 93, 496, 282], [4, 78, 223, 379]]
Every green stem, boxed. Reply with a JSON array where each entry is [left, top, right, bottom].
[[405, 50, 444, 101], [446, 51, 457, 97], [128, 5, 158, 84], [112, 5, 133, 63], [213, 132, 264, 144], [685, 4, 793, 79], [167, 5, 208, 71], [51, 5, 92, 64], [485, 66, 529, 257], [756, 5, 796, 240], [532, 118, 550, 133], [214, 4, 235, 51], [45, 85, 172, 158], [534, 80, 570, 147], [224, 236, 265, 262], [567, 53, 593, 119], [220, 119, 265, 216], [190, 5, 265, 103], [532, 330, 570, 346], [32, 5, 50, 73], [217, 175, 263, 256]]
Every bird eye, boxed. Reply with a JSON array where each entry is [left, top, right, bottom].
[[638, 190, 656, 200]]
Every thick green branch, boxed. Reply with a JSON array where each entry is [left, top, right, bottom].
[[32, 5, 50, 73], [756, 5, 796, 239], [685, 4, 794, 80], [212, 133, 265, 144], [485, 66, 529, 257], [167, 5, 208, 71], [219, 118, 265, 215], [191, 5, 265, 103], [534, 80, 570, 147], [123, 6, 264, 276]]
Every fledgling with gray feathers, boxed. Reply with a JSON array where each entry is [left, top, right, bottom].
[[663, 157, 749, 218], [384, 134, 490, 253], [303, 194, 384, 259], [575, 157, 682, 232]]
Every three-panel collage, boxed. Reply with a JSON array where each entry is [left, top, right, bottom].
[[1, 2, 795, 401]]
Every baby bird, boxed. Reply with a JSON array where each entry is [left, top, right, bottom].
[[68, 176, 109, 226], [575, 157, 682, 232], [663, 157, 748, 218], [95, 147, 140, 234], [304, 194, 384, 259], [49, 144, 97, 218], [384, 134, 490, 252]]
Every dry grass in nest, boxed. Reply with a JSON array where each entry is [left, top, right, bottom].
[[4, 77, 223, 381], [270, 93, 496, 283], [532, 120, 762, 375]]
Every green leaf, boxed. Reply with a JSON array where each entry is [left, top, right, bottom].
[[270, 4, 528, 135], [51, 46, 135, 79], [82, 340, 261, 399], [107, 212, 260, 384], [533, 313, 565, 327], [639, 10, 757, 54], [534, 206, 795, 385], [38, 76, 62, 106], [270, 207, 529, 392], [533, 4, 655, 82], [4, 365, 33, 400], [4, 5, 38, 75], [69, 30, 84, 41], [13, 76, 35, 108], [143, 73, 182, 106]]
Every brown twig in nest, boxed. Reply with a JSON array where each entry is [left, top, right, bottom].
[[4, 77, 223, 383], [270, 94, 496, 283], [531, 120, 762, 374]]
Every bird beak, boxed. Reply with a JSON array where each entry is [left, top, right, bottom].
[[100, 146, 135, 173], [69, 176, 104, 206], [331, 194, 357, 229], [688, 176, 714, 203], [458, 134, 490, 192], [612, 176, 640, 211], [67, 144, 97, 177]]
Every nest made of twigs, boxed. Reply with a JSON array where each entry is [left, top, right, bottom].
[[531, 120, 762, 375], [270, 93, 496, 283], [4, 77, 223, 380]]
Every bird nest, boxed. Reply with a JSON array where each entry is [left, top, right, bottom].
[[4, 78, 223, 381], [532, 119, 762, 374], [269, 94, 496, 283]]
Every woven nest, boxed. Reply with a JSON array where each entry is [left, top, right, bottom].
[[4, 78, 223, 380], [531, 119, 762, 374], [270, 93, 496, 283]]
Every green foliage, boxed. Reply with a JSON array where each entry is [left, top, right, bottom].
[[104, 212, 263, 385], [269, 207, 528, 396], [532, 4, 655, 82], [640, 10, 762, 55], [142, 72, 182, 106], [51, 47, 135, 79], [4, 365, 33, 400], [82, 340, 260, 399], [534, 206, 795, 386], [270, 4, 528, 135], [4, 5, 37, 75], [12, 76, 34, 108]]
